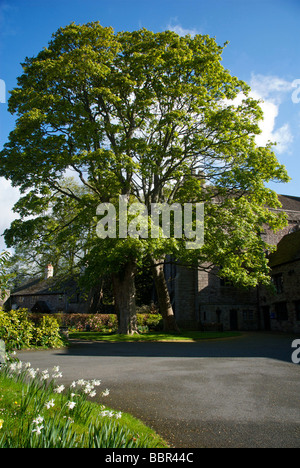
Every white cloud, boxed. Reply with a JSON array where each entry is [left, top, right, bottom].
[[249, 74, 294, 154], [166, 18, 201, 37], [272, 123, 294, 154], [250, 74, 293, 103], [0, 178, 20, 251], [221, 74, 294, 154]]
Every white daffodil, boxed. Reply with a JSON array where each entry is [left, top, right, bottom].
[[45, 399, 55, 409], [67, 401, 76, 410], [54, 385, 65, 394]]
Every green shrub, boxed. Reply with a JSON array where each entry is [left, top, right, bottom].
[[0, 309, 63, 351], [136, 313, 163, 331], [0, 309, 34, 351], [33, 316, 63, 348], [29, 311, 162, 335]]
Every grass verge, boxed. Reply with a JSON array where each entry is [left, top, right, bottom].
[[69, 330, 242, 342], [0, 363, 168, 448]]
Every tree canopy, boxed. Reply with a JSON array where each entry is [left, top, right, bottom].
[[0, 22, 289, 332]]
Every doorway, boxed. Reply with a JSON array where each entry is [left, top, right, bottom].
[[230, 309, 238, 330], [262, 306, 271, 331]]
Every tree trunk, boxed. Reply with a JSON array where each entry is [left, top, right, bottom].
[[151, 257, 180, 333], [112, 260, 138, 334], [88, 278, 104, 314]]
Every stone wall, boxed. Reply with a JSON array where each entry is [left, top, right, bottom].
[[9, 293, 88, 314], [172, 206, 300, 331], [197, 267, 258, 331], [259, 260, 300, 333]]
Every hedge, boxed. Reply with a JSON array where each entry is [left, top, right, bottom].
[[0, 309, 163, 352], [0, 309, 63, 351], [29, 313, 163, 332]]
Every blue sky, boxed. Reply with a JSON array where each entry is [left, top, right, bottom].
[[0, 0, 300, 249]]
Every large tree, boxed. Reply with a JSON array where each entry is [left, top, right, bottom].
[[0, 22, 289, 332]]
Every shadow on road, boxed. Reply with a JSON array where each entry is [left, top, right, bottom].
[[54, 332, 298, 364]]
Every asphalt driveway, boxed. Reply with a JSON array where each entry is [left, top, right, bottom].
[[17, 332, 300, 448]]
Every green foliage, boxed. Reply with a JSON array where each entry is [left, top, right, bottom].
[[0, 309, 63, 351], [28, 312, 163, 333], [136, 313, 163, 331], [0, 21, 291, 296], [0, 252, 11, 299], [0, 359, 166, 448], [32, 316, 64, 348]]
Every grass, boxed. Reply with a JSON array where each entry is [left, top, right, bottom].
[[69, 330, 242, 342], [0, 362, 168, 448]]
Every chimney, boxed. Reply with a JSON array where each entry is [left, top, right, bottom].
[[45, 263, 54, 279]]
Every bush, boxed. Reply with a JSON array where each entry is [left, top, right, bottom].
[[33, 316, 64, 348], [29, 312, 163, 333], [53, 314, 118, 332], [0, 309, 63, 351], [136, 314, 163, 331]]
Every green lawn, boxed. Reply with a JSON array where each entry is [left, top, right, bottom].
[[69, 330, 241, 342]]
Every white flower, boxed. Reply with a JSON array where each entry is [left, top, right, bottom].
[[70, 381, 77, 388], [67, 401, 76, 410], [89, 390, 96, 398], [83, 383, 94, 394], [41, 370, 49, 380], [52, 366, 60, 373], [45, 399, 55, 409], [92, 379, 101, 386], [76, 379, 86, 386], [54, 385, 65, 394], [27, 368, 38, 379], [16, 361, 23, 372], [24, 362, 31, 369], [115, 412, 122, 419], [32, 425, 44, 435], [33, 415, 44, 425], [102, 389, 110, 397]]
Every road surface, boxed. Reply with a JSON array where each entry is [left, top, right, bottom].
[[17, 332, 300, 448]]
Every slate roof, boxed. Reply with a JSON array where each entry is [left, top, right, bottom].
[[268, 229, 300, 268], [277, 194, 300, 212], [11, 277, 80, 297]]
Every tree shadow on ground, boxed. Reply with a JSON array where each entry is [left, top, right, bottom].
[[56, 332, 298, 364]]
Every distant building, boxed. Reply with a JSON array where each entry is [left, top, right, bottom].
[[166, 194, 300, 332], [259, 229, 300, 333], [5, 264, 88, 314]]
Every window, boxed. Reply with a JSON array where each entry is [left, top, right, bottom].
[[294, 301, 300, 321], [275, 302, 288, 321], [243, 309, 254, 321], [272, 273, 284, 294]]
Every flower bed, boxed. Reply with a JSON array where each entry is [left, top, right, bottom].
[[0, 356, 166, 448]]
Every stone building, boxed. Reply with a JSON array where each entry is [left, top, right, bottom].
[[259, 229, 300, 333], [5, 265, 88, 314], [166, 194, 300, 331]]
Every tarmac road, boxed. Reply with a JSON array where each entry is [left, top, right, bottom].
[[17, 332, 300, 448]]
